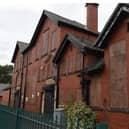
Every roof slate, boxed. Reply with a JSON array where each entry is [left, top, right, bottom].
[[44, 10, 86, 30], [17, 41, 29, 53], [87, 58, 105, 74], [53, 33, 103, 64], [11, 41, 28, 63], [23, 10, 99, 53]]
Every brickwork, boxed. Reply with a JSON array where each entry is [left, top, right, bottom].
[[10, 4, 129, 129]]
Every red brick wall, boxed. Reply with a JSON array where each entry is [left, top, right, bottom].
[[2, 91, 9, 106], [0, 96, 2, 104], [11, 48, 24, 107], [92, 15, 129, 129], [21, 17, 98, 112]]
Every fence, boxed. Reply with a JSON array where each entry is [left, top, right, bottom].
[[0, 104, 108, 129]]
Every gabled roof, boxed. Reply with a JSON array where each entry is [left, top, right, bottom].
[[11, 41, 28, 63], [23, 10, 99, 53], [53, 33, 103, 64], [95, 3, 129, 48]]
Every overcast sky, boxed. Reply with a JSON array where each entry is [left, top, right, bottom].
[[0, 0, 128, 65]]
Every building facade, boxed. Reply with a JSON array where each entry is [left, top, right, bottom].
[[11, 4, 98, 112], [11, 3, 129, 129]]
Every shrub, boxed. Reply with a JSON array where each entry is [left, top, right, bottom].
[[65, 102, 94, 129]]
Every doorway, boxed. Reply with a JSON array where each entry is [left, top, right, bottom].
[[43, 85, 54, 115]]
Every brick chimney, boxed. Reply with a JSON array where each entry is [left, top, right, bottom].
[[85, 3, 99, 32]]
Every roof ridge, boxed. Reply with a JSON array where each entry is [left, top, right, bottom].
[[17, 41, 28, 45], [44, 10, 86, 28]]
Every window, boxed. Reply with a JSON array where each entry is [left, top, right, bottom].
[[49, 63, 54, 77], [47, 63, 51, 77], [69, 56, 73, 73], [109, 41, 128, 108], [28, 50, 32, 64], [35, 47, 38, 60], [37, 67, 41, 82], [51, 31, 56, 50], [42, 30, 49, 55], [75, 53, 82, 71], [65, 58, 69, 75], [60, 59, 64, 75], [23, 54, 28, 67]]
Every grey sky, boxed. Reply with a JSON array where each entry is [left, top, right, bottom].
[[0, 0, 128, 65]]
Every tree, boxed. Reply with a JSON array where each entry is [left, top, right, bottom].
[[0, 65, 13, 83]]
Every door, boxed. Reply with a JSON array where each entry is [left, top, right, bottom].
[[44, 87, 54, 115], [14, 90, 20, 108]]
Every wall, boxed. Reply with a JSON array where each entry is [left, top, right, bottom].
[[93, 15, 129, 129], [0, 96, 2, 104], [22, 17, 98, 112], [2, 90, 10, 106]]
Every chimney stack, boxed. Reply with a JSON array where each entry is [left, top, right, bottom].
[[85, 3, 99, 32]]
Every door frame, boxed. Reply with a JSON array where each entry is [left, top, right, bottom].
[[41, 85, 55, 114]]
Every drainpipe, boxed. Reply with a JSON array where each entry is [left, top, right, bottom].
[[82, 52, 85, 102], [82, 51, 90, 105], [23, 54, 28, 109], [8, 88, 11, 106], [14, 72, 18, 107], [19, 57, 24, 108], [56, 64, 60, 108]]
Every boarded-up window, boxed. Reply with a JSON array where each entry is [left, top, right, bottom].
[[37, 43, 41, 59], [42, 67, 45, 80], [109, 41, 128, 108], [66, 57, 69, 75], [75, 53, 82, 71], [23, 54, 28, 67], [60, 59, 65, 75], [35, 46, 39, 60], [69, 56, 73, 73], [51, 31, 56, 50], [42, 30, 49, 55], [90, 76, 101, 106], [47, 63, 51, 77], [49, 63, 53, 77], [28, 50, 32, 64]]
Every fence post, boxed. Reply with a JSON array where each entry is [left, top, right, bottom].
[[15, 109, 20, 129]]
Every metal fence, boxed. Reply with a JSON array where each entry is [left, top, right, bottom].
[[0, 104, 65, 129], [0, 104, 108, 129]]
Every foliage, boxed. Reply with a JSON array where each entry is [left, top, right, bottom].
[[0, 65, 13, 83], [65, 102, 94, 129]]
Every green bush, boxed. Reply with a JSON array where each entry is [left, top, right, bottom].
[[65, 102, 94, 129]]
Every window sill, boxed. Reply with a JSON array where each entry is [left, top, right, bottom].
[[50, 48, 56, 52], [35, 58, 39, 61], [41, 53, 48, 58]]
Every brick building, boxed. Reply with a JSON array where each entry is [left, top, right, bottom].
[[11, 4, 98, 111], [0, 83, 11, 105], [11, 3, 129, 129]]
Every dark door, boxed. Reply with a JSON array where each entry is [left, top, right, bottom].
[[14, 90, 20, 108], [82, 79, 90, 105], [44, 87, 54, 115]]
